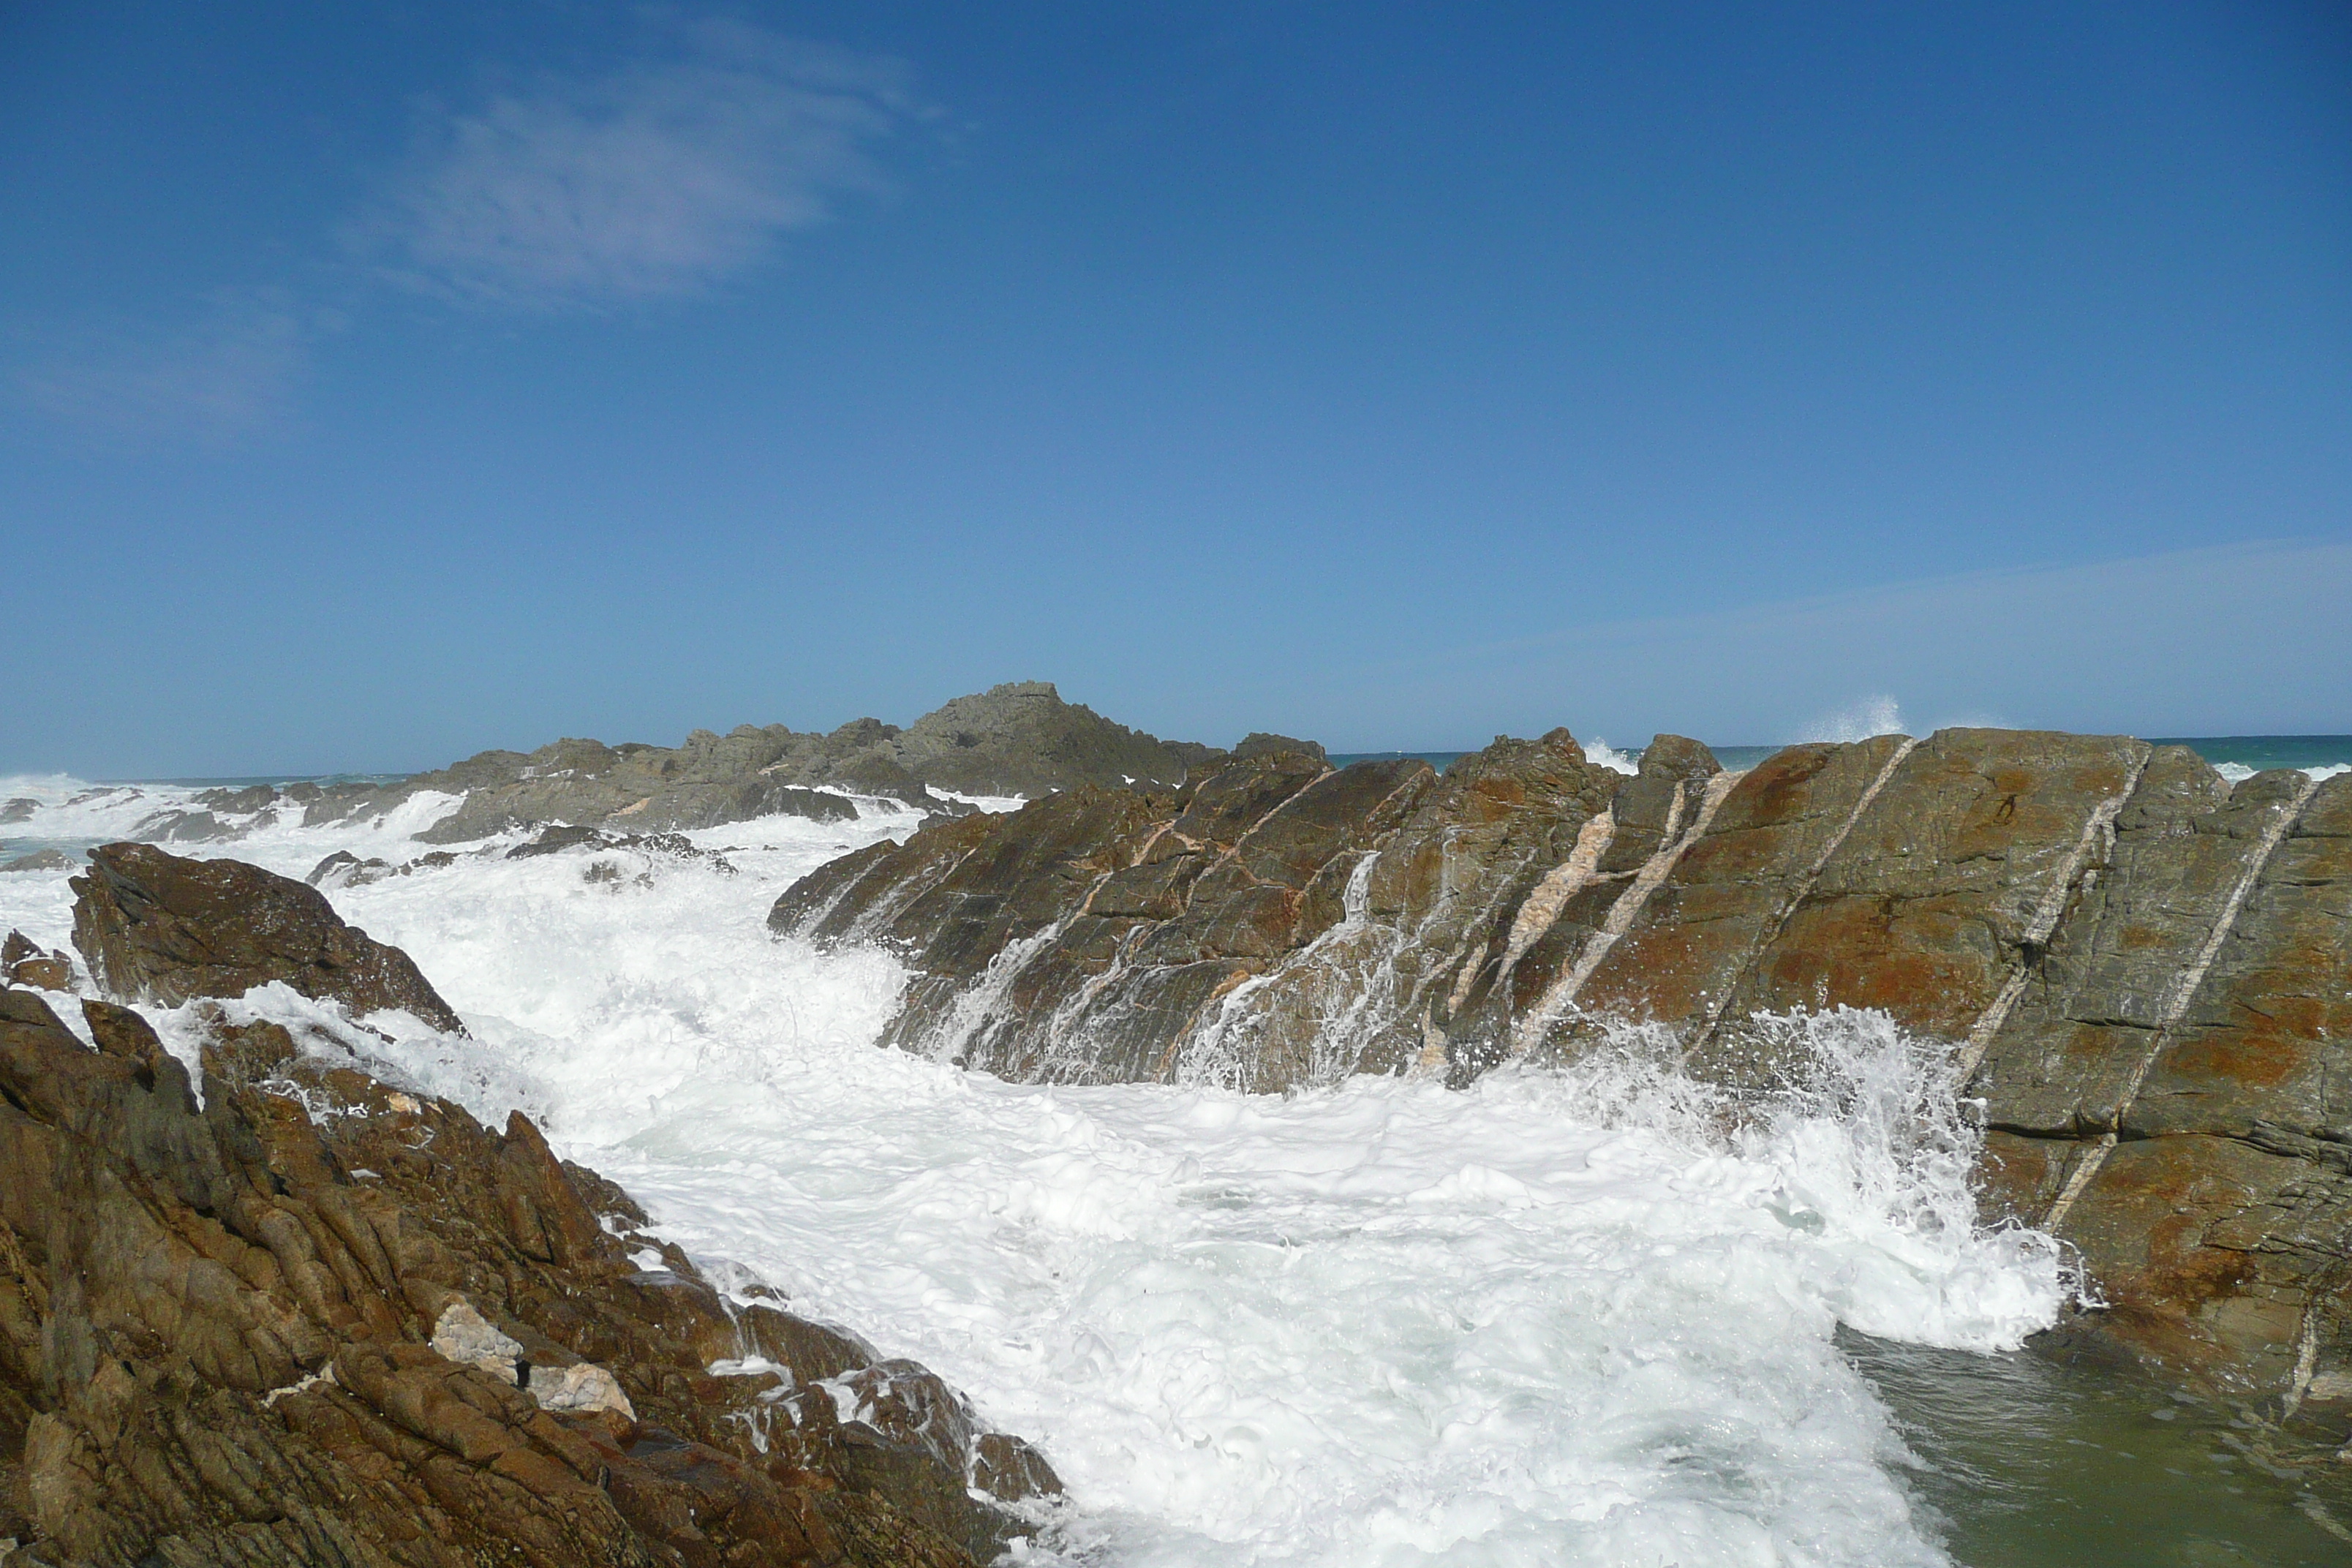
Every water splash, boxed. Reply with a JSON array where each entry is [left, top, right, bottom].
[[0, 773, 2077, 1568], [1798, 696, 1908, 745]]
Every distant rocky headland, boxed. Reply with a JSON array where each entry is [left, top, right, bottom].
[[39, 682, 1226, 851]]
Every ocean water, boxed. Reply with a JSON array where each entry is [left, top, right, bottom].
[[3, 760, 2351, 1565], [1330, 736, 2352, 783]]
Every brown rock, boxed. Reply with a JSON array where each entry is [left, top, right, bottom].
[[774, 722, 2352, 1407], [69, 844, 465, 1034], [1971, 755, 2305, 1139], [0, 980, 1054, 1567], [1, 932, 72, 993], [1724, 731, 2146, 1035], [771, 735, 1629, 1090], [1986, 772, 2352, 1397]]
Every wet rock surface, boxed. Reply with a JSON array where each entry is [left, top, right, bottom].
[[0, 933, 72, 993], [776, 725, 2352, 1411], [0, 851, 73, 875], [72, 844, 466, 1034], [0, 864, 1058, 1566]]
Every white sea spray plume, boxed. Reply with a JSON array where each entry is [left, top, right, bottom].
[[1798, 696, 1908, 744], [1583, 739, 1640, 775]]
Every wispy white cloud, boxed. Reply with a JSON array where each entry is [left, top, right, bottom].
[[12, 290, 312, 443], [365, 19, 920, 310]]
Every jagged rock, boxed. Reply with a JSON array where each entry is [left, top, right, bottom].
[[503, 825, 734, 875], [0, 798, 38, 825], [306, 851, 390, 889], [0, 935, 71, 993], [402, 735, 862, 845], [305, 684, 1208, 847], [194, 784, 279, 815], [0, 983, 1056, 1567], [774, 723, 2352, 1406], [128, 808, 234, 843], [774, 734, 1624, 1089], [876, 682, 1184, 796], [70, 844, 465, 1034], [306, 851, 475, 892]]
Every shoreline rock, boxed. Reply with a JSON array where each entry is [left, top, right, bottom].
[[71, 844, 465, 1035], [772, 725, 2352, 1423], [0, 853, 1060, 1567]]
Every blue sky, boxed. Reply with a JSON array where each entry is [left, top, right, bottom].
[[4, 2, 2348, 774]]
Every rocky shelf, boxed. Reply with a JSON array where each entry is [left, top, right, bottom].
[[770, 725, 2352, 1417]]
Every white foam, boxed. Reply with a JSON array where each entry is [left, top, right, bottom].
[[1583, 739, 1639, 775], [2216, 760, 2351, 784], [0, 774, 2083, 1567]]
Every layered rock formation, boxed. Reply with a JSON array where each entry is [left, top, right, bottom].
[[0, 858, 1057, 1566], [772, 727, 2352, 1411]]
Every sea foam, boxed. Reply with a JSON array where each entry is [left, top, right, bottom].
[[0, 777, 2078, 1567]]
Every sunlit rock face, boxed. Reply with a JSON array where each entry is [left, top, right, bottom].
[[776, 725, 2352, 1402], [0, 857, 1058, 1568], [72, 840, 466, 1033]]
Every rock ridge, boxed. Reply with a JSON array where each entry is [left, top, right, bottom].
[[772, 725, 2352, 1422]]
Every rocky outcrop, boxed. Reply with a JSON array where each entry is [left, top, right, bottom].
[[278, 682, 1207, 848], [883, 682, 1213, 797], [1, 851, 74, 875], [0, 986, 1057, 1567], [0, 851, 1058, 1565], [71, 844, 464, 1034], [772, 725, 2352, 1411], [774, 732, 1658, 1090], [1, 934, 72, 993], [12, 686, 1202, 854]]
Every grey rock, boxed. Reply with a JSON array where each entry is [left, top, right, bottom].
[[1232, 733, 1329, 765], [308, 683, 1205, 847], [889, 681, 1198, 795], [0, 850, 73, 874]]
